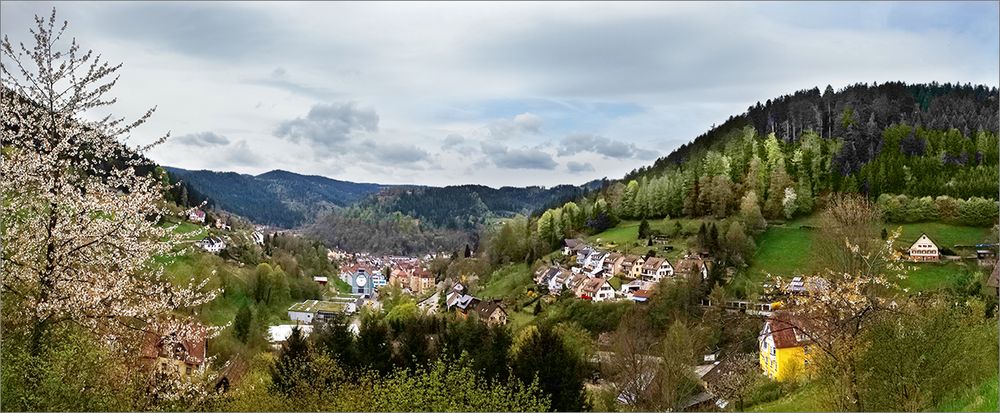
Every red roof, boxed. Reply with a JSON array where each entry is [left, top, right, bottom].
[[765, 313, 810, 349], [140, 324, 207, 366], [632, 289, 654, 299]]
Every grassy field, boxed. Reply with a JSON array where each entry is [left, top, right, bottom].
[[934, 376, 999, 412], [742, 217, 993, 292], [478, 264, 534, 300], [586, 218, 710, 263], [748, 225, 820, 278], [748, 383, 825, 412], [898, 260, 979, 292], [894, 222, 993, 250]]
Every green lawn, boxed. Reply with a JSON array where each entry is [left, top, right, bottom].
[[749, 225, 819, 278], [478, 264, 534, 300], [743, 218, 992, 292], [934, 376, 999, 412], [749, 383, 825, 412], [586, 218, 708, 262], [898, 261, 975, 292], [893, 222, 993, 250]]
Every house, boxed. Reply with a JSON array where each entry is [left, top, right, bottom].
[[621, 255, 645, 279], [313, 276, 328, 285], [287, 300, 346, 324], [630, 289, 654, 303], [640, 256, 673, 282], [620, 279, 646, 298], [214, 219, 231, 231], [759, 313, 813, 381], [676, 255, 710, 280], [603, 253, 625, 277], [251, 230, 264, 245], [188, 209, 206, 223], [267, 324, 314, 348], [140, 324, 207, 377], [408, 268, 436, 294], [445, 284, 507, 325], [576, 247, 594, 264], [578, 278, 616, 302], [907, 233, 940, 262], [563, 238, 587, 256], [565, 272, 589, 293], [474, 300, 509, 326], [195, 236, 226, 253], [585, 250, 609, 270], [372, 272, 388, 289], [535, 266, 564, 293], [549, 269, 569, 295], [446, 283, 480, 315]]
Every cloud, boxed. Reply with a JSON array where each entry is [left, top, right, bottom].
[[487, 112, 543, 138], [481, 142, 557, 170], [173, 131, 230, 147], [274, 102, 379, 153], [358, 140, 430, 165], [557, 133, 658, 160], [442, 133, 466, 147], [566, 161, 595, 173], [245, 67, 339, 99], [222, 140, 265, 166]]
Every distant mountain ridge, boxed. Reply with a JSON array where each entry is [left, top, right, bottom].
[[165, 167, 394, 227], [167, 167, 604, 229]]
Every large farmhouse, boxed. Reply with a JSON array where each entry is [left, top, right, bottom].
[[907, 233, 940, 261]]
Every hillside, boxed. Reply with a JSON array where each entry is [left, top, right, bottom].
[[165, 167, 390, 227], [627, 82, 998, 182], [171, 166, 604, 234], [358, 181, 605, 230]]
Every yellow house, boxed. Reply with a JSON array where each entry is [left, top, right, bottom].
[[759, 314, 812, 381]]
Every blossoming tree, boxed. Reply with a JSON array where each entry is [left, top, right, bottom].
[[1, 9, 216, 366]]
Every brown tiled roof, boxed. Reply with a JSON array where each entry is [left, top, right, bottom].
[[475, 300, 507, 319], [141, 324, 207, 365], [766, 313, 810, 349], [642, 257, 664, 270], [676, 256, 705, 274], [633, 289, 654, 299]]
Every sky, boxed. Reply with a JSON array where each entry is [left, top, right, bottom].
[[2, 1, 997, 187]]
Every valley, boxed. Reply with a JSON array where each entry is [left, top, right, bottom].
[[2, 4, 999, 412]]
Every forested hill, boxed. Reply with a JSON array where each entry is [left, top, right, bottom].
[[627, 82, 999, 182], [165, 167, 390, 227], [168, 166, 604, 232], [357, 181, 605, 231], [523, 82, 998, 241]]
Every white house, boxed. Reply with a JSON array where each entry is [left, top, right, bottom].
[[586, 251, 609, 270], [251, 230, 264, 245], [196, 237, 226, 253], [640, 257, 673, 282], [620, 279, 646, 298], [908, 233, 940, 262], [578, 278, 616, 302]]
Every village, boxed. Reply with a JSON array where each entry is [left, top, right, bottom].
[[145, 206, 1000, 409]]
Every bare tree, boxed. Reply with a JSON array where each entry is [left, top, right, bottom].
[[706, 353, 761, 411]]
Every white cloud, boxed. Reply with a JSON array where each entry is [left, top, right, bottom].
[[0, 1, 995, 186]]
